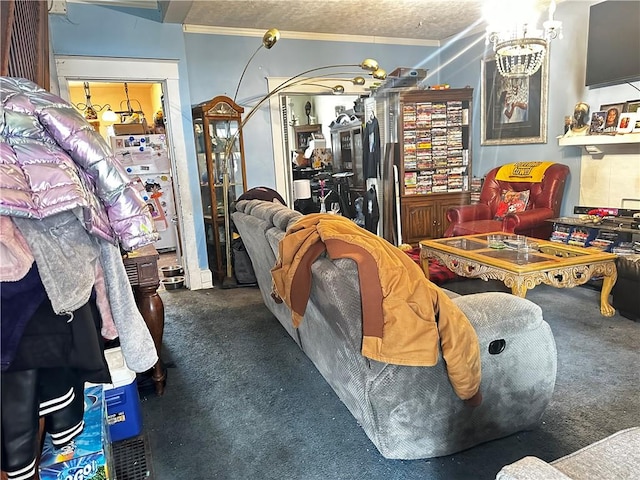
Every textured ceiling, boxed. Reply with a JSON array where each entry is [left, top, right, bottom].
[[174, 0, 488, 42], [78, 0, 562, 43]]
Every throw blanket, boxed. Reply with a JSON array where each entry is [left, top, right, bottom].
[[271, 214, 481, 401], [495, 161, 555, 182]]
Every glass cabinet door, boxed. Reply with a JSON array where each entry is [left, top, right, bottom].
[[193, 117, 213, 218]]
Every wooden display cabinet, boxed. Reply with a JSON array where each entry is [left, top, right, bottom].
[[330, 122, 365, 192], [401, 192, 470, 243], [192, 96, 247, 284], [398, 88, 473, 243]]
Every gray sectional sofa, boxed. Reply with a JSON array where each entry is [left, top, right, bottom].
[[496, 427, 640, 479], [232, 199, 558, 460]]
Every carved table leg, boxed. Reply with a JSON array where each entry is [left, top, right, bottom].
[[600, 270, 618, 317], [134, 283, 166, 395], [511, 283, 528, 298], [420, 249, 431, 280]]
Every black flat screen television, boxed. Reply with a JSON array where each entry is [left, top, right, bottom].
[[585, 0, 640, 88]]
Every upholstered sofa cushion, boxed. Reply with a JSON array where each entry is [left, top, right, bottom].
[[496, 427, 640, 480]]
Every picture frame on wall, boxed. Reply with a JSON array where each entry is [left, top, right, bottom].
[[624, 99, 640, 113], [481, 55, 548, 145], [293, 124, 323, 150]]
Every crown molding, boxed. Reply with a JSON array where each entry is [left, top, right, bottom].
[[69, 0, 159, 8], [182, 25, 440, 47]]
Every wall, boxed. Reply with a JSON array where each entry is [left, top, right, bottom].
[[439, 0, 640, 216]]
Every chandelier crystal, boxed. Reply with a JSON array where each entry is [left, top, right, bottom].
[[486, 0, 562, 78]]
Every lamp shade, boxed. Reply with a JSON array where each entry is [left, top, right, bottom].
[[102, 108, 118, 122], [263, 28, 280, 49], [372, 69, 387, 80], [360, 59, 379, 72], [293, 179, 311, 200]]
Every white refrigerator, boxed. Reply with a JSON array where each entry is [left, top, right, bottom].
[[110, 134, 178, 252]]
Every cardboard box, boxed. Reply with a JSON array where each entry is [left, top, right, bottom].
[[39, 385, 114, 480], [389, 67, 427, 79], [104, 347, 143, 442], [113, 122, 146, 135]]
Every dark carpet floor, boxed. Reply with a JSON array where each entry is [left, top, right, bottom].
[[139, 280, 639, 480]]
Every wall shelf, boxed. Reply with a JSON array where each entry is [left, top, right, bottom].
[[558, 133, 640, 157]]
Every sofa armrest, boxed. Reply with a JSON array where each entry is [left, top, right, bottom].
[[446, 203, 492, 224], [502, 207, 554, 232], [496, 457, 573, 480]]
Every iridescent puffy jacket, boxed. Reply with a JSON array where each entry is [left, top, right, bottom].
[[0, 77, 158, 251]]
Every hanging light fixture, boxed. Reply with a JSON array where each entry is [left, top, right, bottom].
[[486, 0, 562, 78], [102, 107, 118, 123], [73, 82, 115, 122], [109, 82, 146, 124]]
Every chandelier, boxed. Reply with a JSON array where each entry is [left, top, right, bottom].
[[486, 0, 562, 78]]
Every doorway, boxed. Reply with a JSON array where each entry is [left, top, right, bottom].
[[55, 56, 212, 290], [67, 80, 180, 254], [266, 78, 373, 207]]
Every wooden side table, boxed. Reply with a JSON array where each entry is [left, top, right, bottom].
[[123, 244, 166, 395]]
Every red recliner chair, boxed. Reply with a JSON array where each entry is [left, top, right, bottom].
[[444, 162, 570, 239]]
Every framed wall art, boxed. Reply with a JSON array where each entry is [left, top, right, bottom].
[[481, 55, 549, 145], [293, 124, 323, 150], [624, 99, 640, 113]]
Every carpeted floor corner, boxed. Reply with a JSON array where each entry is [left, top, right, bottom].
[[138, 282, 639, 480]]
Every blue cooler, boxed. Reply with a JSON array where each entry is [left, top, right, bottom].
[[104, 347, 143, 442]]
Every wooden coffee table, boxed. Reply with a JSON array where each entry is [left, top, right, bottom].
[[419, 232, 618, 316]]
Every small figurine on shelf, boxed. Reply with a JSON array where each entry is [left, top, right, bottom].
[[564, 102, 590, 137], [153, 109, 165, 134]]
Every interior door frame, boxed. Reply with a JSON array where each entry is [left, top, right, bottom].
[[267, 77, 372, 206], [55, 55, 213, 290]]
